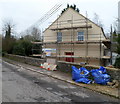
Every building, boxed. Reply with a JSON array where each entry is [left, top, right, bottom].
[[42, 7, 111, 66], [118, 1, 120, 33]]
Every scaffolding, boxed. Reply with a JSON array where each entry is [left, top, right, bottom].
[[31, 41, 42, 58], [33, 16, 111, 66]]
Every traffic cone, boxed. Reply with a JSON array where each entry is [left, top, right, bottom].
[[40, 64, 43, 68], [47, 63, 51, 71], [47, 68, 50, 70]]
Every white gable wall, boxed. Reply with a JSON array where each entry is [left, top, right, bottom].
[[44, 8, 105, 42], [43, 8, 108, 66]]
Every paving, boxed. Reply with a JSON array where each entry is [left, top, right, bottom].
[[2, 58, 120, 100]]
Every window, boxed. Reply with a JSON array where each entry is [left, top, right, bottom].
[[57, 32, 62, 42], [78, 32, 84, 41]]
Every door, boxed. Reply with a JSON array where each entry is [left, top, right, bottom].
[[65, 52, 74, 62]]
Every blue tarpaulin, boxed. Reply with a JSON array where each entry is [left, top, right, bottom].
[[72, 66, 110, 85], [72, 66, 91, 84], [90, 66, 110, 85]]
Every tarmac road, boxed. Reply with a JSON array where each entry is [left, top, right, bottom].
[[2, 61, 119, 103]]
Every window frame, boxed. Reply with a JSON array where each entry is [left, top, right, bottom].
[[77, 31, 84, 41], [57, 32, 62, 42]]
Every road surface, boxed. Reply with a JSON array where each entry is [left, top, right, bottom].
[[2, 61, 118, 103]]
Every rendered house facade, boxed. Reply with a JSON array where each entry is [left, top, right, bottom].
[[43, 8, 111, 66]]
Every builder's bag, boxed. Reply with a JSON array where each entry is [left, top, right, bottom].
[[72, 66, 91, 84], [91, 66, 110, 85], [72, 66, 81, 81]]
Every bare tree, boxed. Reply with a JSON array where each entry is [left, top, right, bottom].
[[2, 19, 15, 38], [23, 35, 34, 41], [20, 27, 42, 42], [2, 19, 16, 53], [31, 27, 41, 41], [113, 18, 119, 33], [93, 13, 104, 27], [0, 35, 2, 54]]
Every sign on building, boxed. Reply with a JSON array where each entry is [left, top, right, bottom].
[[42, 48, 56, 56]]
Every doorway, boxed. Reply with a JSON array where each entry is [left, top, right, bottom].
[[65, 52, 74, 62]]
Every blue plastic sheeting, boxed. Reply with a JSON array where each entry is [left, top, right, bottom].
[[72, 66, 91, 84], [91, 66, 110, 85], [75, 78, 91, 84], [97, 66, 106, 73], [72, 66, 81, 81]]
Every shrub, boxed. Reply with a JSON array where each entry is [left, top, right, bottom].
[[12, 40, 32, 56], [114, 57, 120, 69], [12, 44, 25, 56]]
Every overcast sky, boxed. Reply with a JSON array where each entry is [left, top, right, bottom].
[[0, 0, 119, 37]]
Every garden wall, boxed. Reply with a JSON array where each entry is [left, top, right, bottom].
[[4, 54, 45, 66]]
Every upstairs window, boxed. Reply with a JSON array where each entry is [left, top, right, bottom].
[[78, 32, 84, 41], [57, 32, 62, 42]]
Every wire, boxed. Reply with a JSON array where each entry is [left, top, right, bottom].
[[20, 3, 63, 35]]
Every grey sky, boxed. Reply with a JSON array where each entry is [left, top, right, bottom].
[[0, 0, 119, 37]]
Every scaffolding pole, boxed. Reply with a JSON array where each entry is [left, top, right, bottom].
[[100, 31, 102, 66], [110, 25, 113, 65], [85, 12, 88, 64], [71, 15, 73, 62]]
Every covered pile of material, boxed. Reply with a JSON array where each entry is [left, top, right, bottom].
[[72, 66, 91, 84], [90, 66, 110, 85], [72, 66, 110, 85]]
